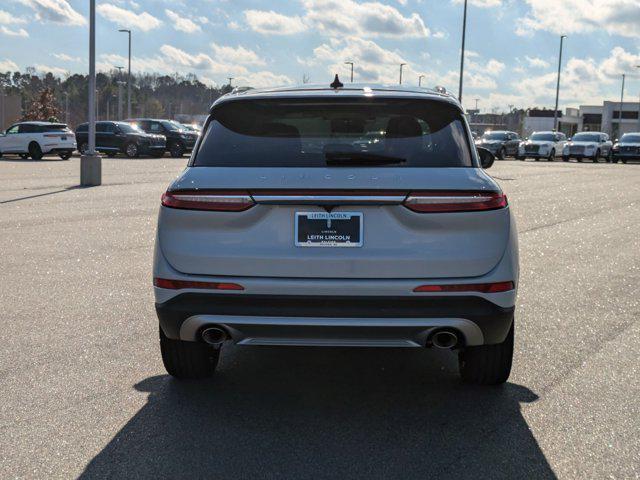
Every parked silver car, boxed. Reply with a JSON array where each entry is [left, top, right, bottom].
[[517, 131, 567, 161], [562, 132, 613, 163], [153, 82, 519, 385]]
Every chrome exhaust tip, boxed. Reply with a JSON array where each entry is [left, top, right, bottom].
[[201, 327, 228, 346], [430, 330, 459, 349]]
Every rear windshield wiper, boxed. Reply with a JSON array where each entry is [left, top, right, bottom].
[[324, 152, 407, 166]]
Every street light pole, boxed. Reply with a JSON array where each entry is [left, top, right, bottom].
[[399, 63, 406, 85], [116, 66, 124, 120], [553, 35, 566, 132], [63, 92, 69, 124], [81, 0, 101, 186], [418, 75, 425, 87], [228, 77, 234, 87], [458, 0, 468, 101], [636, 66, 640, 131], [344, 62, 354, 82], [118, 29, 132, 119], [619, 73, 626, 137]]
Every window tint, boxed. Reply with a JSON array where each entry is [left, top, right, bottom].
[[19, 124, 37, 133], [6, 125, 19, 134], [76, 124, 88, 133], [530, 133, 556, 142], [620, 134, 640, 143], [117, 122, 142, 133], [44, 124, 70, 133], [572, 133, 601, 142], [195, 98, 473, 168], [482, 132, 508, 141], [149, 122, 163, 133]]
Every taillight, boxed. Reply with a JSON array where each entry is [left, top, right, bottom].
[[161, 190, 254, 211], [413, 281, 514, 293], [154, 278, 244, 290], [404, 191, 507, 213]]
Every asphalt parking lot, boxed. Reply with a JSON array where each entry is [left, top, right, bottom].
[[1, 156, 639, 479]]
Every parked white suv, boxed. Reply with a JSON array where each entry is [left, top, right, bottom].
[[0, 121, 76, 160], [154, 83, 518, 385], [517, 131, 566, 161]]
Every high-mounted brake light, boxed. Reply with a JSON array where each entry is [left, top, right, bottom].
[[154, 278, 244, 291], [161, 190, 254, 211], [404, 191, 507, 213], [413, 281, 514, 293]]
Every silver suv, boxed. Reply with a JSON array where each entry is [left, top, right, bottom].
[[153, 82, 519, 385]]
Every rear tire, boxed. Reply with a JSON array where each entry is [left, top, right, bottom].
[[593, 149, 600, 163], [58, 152, 72, 160], [125, 142, 139, 158], [29, 142, 43, 160], [19, 153, 29, 159], [169, 141, 184, 158], [497, 147, 506, 160], [459, 322, 514, 385], [160, 328, 219, 379], [106, 151, 117, 158]]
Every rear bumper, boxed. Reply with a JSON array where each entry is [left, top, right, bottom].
[[156, 293, 515, 347], [42, 143, 76, 153]]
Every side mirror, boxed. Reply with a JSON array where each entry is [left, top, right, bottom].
[[477, 147, 495, 169]]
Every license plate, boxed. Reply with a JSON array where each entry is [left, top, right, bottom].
[[295, 212, 363, 247]]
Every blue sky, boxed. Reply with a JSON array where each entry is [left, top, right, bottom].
[[0, 0, 639, 111]]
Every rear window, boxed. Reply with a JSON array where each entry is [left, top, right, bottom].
[[194, 98, 472, 167], [43, 124, 70, 133]]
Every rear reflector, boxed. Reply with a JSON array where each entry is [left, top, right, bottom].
[[161, 190, 254, 211], [413, 281, 515, 293], [154, 278, 244, 291], [404, 191, 507, 213]]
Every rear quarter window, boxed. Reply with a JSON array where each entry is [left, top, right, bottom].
[[193, 98, 473, 168]]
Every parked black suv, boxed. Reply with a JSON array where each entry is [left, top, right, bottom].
[[127, 118, 199, 157], [474, 130, 521, 160], [76, 121, 166, 158]]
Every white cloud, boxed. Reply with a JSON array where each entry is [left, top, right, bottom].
[[525, 56, 550, 68], [0, 10, 27, 24], [97, 4, 162, 32], [243, 10, 307, 35], [211, 44, 266, 66], [53, 53, 81, 62], [516, 0, 640, 38], [1, 26, 29, 37], [0, 59, 19, 72], [305, 36, 409, 83], [34, 64, 69, 76], [165, 9, 201, 33], [452, 0, 503, 6], [17, 0, 85, 26], [303, 0, 429, 38], [600, 46, 640, 78], [245, 1, 429, 38], [98, 45, 290, 89], [234, 71, 293, 88]]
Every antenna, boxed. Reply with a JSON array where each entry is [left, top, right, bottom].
[[330, 74, 343, 89]]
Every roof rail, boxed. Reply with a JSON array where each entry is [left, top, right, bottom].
[[231, 86, 254, 95]]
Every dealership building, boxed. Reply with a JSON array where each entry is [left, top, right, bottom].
[[524, 102, 640, 138]]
